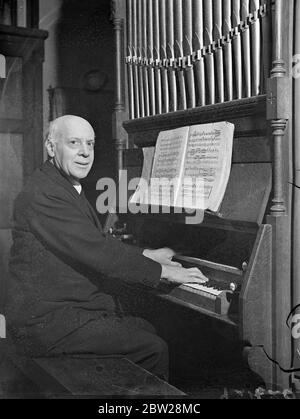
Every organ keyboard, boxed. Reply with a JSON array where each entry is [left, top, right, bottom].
[[159, 255, 242, 315], [160, 279, 235, 316]]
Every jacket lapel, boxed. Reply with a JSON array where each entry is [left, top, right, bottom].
[[80, 190, 102, 229], [42, 161, 102, 229]]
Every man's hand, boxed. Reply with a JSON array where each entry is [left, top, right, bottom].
[[143, 248, 182, 267], [160, 264, 208, 285]]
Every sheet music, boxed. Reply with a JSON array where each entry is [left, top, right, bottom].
[[148, 127, 189, 206], [151, 127, 188, 179], [178, 122, 234, 211], [130, 122, 234, 212]]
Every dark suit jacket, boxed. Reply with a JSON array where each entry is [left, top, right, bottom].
[[7, 161, 161, 354]]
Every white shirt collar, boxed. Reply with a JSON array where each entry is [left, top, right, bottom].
[[73, 184, 82, 194]]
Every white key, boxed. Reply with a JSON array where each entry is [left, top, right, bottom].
[[182, 283, 223, 297]]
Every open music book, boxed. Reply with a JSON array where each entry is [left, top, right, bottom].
[[130, 121, 235, 213]]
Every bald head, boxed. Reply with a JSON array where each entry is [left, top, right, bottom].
[[48, 115, 95, 143], [46, 115, 95, 184]]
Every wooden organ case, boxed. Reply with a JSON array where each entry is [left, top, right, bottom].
[[111, 0, 295, 390]]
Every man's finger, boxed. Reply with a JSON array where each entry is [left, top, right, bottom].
[[185, 278, 208, 284], [163, 247, 176, 254], [188, 268, 208, 281], [169, 261, 182, 267], [188, 274, 208, 283]]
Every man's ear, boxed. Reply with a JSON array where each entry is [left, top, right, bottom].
[[45, 138, 56, 158]]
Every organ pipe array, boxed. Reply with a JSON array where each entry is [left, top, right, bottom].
[[125, 0, 271, 119]]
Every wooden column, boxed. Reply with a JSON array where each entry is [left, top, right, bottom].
[[266, 0, 293, 390], [270, 119, 288, 215], [267, 0, 289, 216], [293, 0, 300, 388], [111, 0, 128, 173]]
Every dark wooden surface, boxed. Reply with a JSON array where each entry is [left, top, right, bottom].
[[0, 25, 47, 330], [123, 96, 268, 146], [34, 356, 185, 398], [219, 163, 272, 224], [239, 225, 273, 386], [26, 0, 40, 28], [0, 25, 48, 184], [1, 354, 185, 398]]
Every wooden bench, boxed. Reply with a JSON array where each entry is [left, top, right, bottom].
[[1, 350, 185, 398]]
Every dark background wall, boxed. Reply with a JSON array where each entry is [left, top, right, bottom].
[[41, 0, 115, 214]]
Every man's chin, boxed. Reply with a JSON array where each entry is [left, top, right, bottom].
[[71, 169, 91, 181]]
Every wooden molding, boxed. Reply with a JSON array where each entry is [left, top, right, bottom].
[[124, 96, 267, 134]]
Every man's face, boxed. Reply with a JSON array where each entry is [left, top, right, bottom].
[[52, 119, 95, 184]]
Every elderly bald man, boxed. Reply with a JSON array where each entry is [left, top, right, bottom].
[[7, 115, 206, 380]]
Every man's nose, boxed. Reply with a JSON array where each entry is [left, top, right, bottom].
[[78, 143, 90, 157]]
